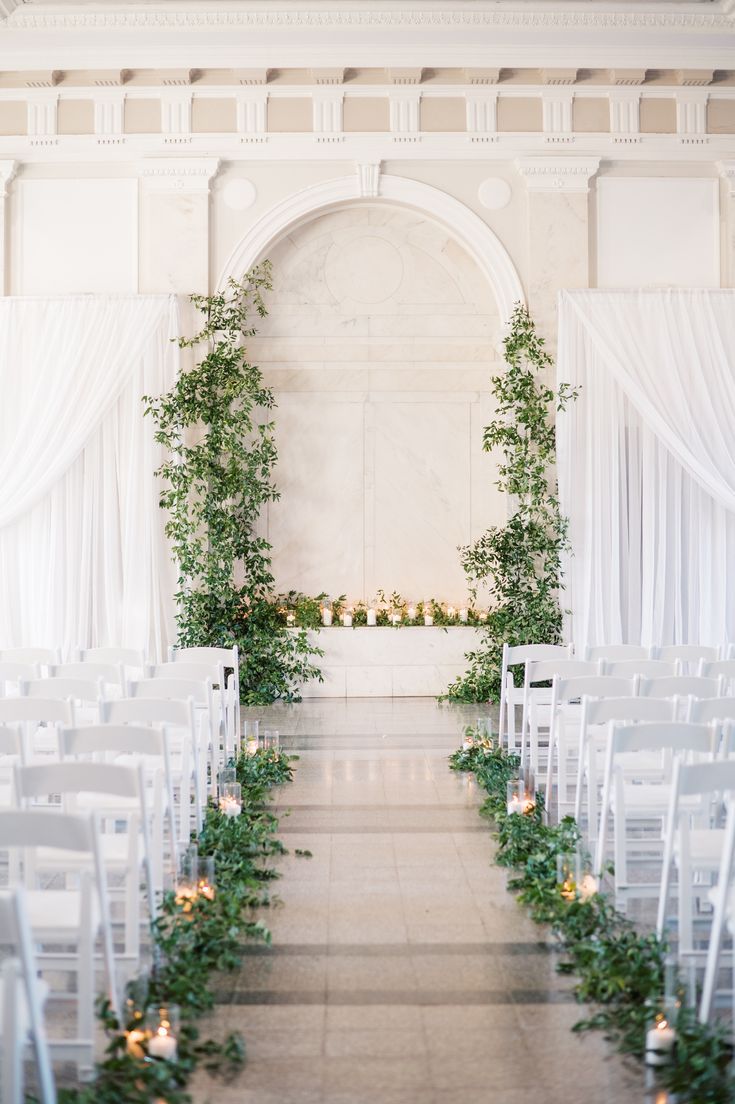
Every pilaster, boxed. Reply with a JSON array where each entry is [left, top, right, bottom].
[[0, 160, 17, 295], [718, 161, 735, 287], [138, 157, 219, 293]]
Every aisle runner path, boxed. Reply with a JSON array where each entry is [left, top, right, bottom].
[[193, 699, 641, 1104]]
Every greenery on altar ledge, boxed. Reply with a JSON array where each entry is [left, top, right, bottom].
[[143, 262, 322, 705], [451, 728, 734, 1104], [58, 747, 295, 1104], [445, 303, 578, 703], [271, 590, 489, 629]]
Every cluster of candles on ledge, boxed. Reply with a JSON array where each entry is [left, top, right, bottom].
[[312, 599, 488, 629]]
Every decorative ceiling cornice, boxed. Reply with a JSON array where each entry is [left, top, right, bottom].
[[8, 7, 735, 32]]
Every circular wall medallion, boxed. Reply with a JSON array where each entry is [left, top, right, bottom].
[[324, 235, 404, 304], [478, 177, 512, 211], [221, 178, 257, 211]]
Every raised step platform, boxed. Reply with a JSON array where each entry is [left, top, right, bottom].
[[298, 626, 480, 698]]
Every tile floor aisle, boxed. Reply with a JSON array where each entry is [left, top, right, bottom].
[[192, 698, 643, 1104]]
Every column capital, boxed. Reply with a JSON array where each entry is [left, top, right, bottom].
[[718, 161, 735, 197], [138, 157, 220, 193], [515, 155, 601, 194]]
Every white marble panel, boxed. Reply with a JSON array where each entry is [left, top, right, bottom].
[[267, 399, 364, 597], [14, 178, 137, 294], [597, 177, 720, 288], [344, 666, 393, 697], [369, 402, 472, 601]]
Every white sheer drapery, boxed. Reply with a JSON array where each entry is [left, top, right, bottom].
[[557, 289, 735, 650], [0, 296, 179, 656]]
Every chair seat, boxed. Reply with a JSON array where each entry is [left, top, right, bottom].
[[614, 783, 672, 810], [25, 889, 100, 938], [34, 834, 133, 870]]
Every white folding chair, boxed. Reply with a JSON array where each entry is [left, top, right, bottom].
[[101, 695, 201, 841], [14, 761, 155, 967], [658, 645, 720, 675], [20, 678, 103, 726], [595, 721, 717, 908], [639, 675, 723, 721], [50, 662, 124, 697], [61, 722, 178, 890], [543, 675, 635, 814], [584, 644, 650, 662], [657, 757, 735, 965], [498, 643, 572, 754], [0, 662, 40, 697], [0, 699, 75, 762], [574, 697, 676, 849], [0, 650, 59, 675], [521, 658, 599, 774], [700, 798, 735, 1023], [700, 660, 735, 695], [145, 661, 230, 765], [0, 888, 56, 1104], [602, 659, 676, 679], [128, 677, 216, 802], [168, 645, 241, 757], [0, 809, 119, 1074]]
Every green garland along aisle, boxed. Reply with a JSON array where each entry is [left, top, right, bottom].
[[55, 748, 295, 1104], [450, 729, 734, 1104]]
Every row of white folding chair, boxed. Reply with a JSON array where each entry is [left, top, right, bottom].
[[546, 674, 727, 815], [0, 807, 119, 1076], [594, 721, 719, 910], [0, 887, 56, 1104]]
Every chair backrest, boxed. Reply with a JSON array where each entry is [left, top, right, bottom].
[[15, 761, 142, 804], [585, 697, 675, 725], [169, 645, 238, 667], [585, 644, 650, 661], [20, 677, 102, 704], [0, 698, 74, 725], [102, 696, 195, 729], [688, 697, 735, 724], [674, 757, 735, 798], [0, 661, 40, 685], [60, 723, 167, 760], [0, 648, 58, 667], [145, 662, 222, 685], [639, 676, 722, 700], [658, 645, 720, 665], [128, 677, 210, 706], [604, 659, 676, 679], [553, 675, 634, 704], [0, 723, 23, 758], [611, 721, 716, 757], [77, 647, 144, 667], [505, 643, 572, 666], [50, 662, 123, 688], [0, 808, 97, 851], [526, 659, 599, 684], [700, 660, 735, 681]]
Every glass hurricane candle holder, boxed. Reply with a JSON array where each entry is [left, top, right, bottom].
[[145, 1005, 180, 1062], [263, 729, 280, 751], [218, 766, 236, 794], [645, 1012, 677, 1067], [342, 608, 353, 627], [557, 851, 599, 902], [286, 611, 296, 627], [196, 856, 216, 901], [219, 781, 242, 819], [407, 605, 416, 621], [506, 779, 535, 815], [459, 607, 469, 623], [366, 607, 377, 626], [244, 719, 259, 756], [321, 601, 333, 627]]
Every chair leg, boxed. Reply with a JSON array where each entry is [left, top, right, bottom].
[[77, 876, 94, 1077], [2, 960, 22, 1104]]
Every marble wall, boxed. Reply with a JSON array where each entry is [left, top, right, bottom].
[[249, 203, 506, 605]]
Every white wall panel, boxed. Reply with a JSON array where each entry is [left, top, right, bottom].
[[597, 177, 719, 288], [14, 178, 137, 294]]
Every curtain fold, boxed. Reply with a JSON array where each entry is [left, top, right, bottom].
[[557, 289, 735, 651], [0, 295, 179, 657]]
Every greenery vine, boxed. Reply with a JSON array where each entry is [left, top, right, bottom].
[[451, 729, 735, 1103], [144, 263, 322, 704], [445, 304, 577, 702], [55, 747, 295, 1104]]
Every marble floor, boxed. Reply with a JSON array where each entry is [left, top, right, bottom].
[[190, 697, 644, 1104]]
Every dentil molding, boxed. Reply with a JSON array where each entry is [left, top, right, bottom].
[[515, 155, 601, 193], [138, 156, 220, 191]]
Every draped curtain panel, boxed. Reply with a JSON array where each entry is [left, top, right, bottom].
[[557, 289, 735, 651], [0, 295, 180, 657]]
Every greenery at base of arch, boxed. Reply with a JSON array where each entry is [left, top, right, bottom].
[[444, 302, 577, 703], [143, 263, 323, 704]]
